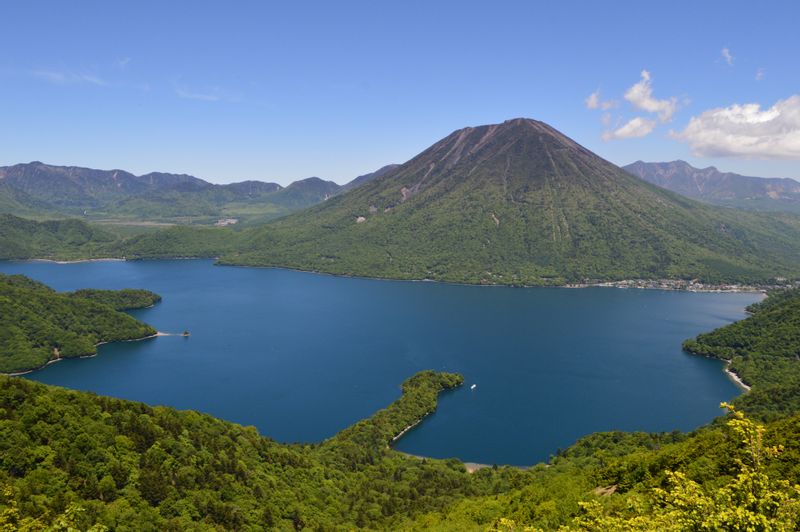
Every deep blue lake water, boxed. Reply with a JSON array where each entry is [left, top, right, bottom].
[[0, 259, 759, 465]]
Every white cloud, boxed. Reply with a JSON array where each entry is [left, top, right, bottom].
[[32, 70, 107, 86], [115, 57, 132, 69], [602, 116, 657, 141], [585, 90, 617, 110], [721, 47, 734, 66], [755, 68, 765, 81], [624, 70, 678, 122], [673, 95, 800, 159]]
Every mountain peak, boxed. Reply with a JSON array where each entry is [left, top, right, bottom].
[[409, 118, 595, 181]]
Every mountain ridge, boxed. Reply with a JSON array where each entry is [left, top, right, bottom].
[[0, 161, 380, 224], [623, 160, 800, 213]]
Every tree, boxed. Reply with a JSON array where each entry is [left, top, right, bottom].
[[564, 404, 800, 531]]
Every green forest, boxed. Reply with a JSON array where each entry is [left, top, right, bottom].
[[5, 197, 800, 290], [683, 288, 800, 420], [0, 275, 159, 374], [1, 283, 800, 529]]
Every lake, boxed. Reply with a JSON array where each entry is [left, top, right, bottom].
[[0, 259, 759, 466]]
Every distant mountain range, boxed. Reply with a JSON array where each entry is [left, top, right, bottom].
[[221, 118, 800, 284], [0, 161, 390, 224], [623, 160, 800, 213]]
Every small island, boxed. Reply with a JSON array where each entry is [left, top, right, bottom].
[[0, 274, 161, 374]]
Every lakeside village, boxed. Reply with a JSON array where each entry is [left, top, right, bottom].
[[565, 278, 800, 292]]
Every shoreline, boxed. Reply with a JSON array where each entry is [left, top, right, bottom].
[[386, 383, 531, 472], [218, 261, 777, 294], [395, 450, 513, 473], [686, 349, 752, 393], [390, 412, 432, 443], [3, 330, 176, 377], [3, 257, 785, 293], [29, 258, 127, 265], [724, 362, 752, 391]]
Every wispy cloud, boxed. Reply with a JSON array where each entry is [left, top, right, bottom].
[[673, 94, 800, 159], [755, 67, 765, 81], [115, 57, 132, 69], [721, 47, 734, 66], [584, 90, 617, 110], [32, 69, 108, 86]]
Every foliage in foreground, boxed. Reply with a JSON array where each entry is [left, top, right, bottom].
[[562, 404, 800, 530], [0, 275, 158, 373], [3, 373, 800, 530], [405, 406, 800, 531], [0, 371, 533, 530]]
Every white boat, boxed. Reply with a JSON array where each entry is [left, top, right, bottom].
[[470, 384, 477, 390]]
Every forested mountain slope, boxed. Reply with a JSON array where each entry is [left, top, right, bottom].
[[225, 119, 800, 284], [0, 214, 117, 260]]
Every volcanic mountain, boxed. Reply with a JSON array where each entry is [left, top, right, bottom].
[[224, 118, 800, 283]]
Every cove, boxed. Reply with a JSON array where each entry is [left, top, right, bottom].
[[0, 259, 759, 466]]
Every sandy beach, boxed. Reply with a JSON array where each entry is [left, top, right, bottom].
[[724, 363, 751, 391]]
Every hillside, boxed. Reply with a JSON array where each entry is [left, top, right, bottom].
[[222, 118, 800, 284], [624, 160, 800, 213], [0, 213, 249, 261], [0, 275, 159, 373], [2, 289, 800, 529], [0, 162, 354, 225], [0, 214, 117, 260]]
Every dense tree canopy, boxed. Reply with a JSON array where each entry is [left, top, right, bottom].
[[0, 371, 533, 530], [0, 275, 159, 374], [67, 289, 162, 311]]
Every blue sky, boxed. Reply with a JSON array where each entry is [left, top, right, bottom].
[[2, 1, 799, 185]]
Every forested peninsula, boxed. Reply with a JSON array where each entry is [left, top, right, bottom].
[[0, 274, 160, 374], [1, 286, 800, 529], [683, 288, 800, 421]]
